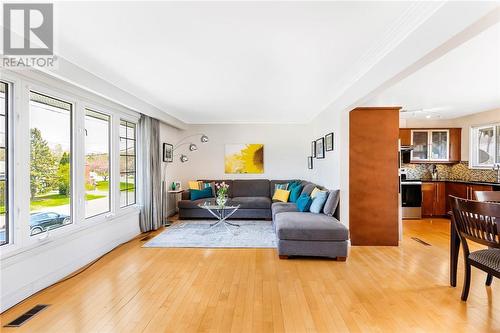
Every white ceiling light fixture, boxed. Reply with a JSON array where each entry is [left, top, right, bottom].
[[400, 107, 450, 119]]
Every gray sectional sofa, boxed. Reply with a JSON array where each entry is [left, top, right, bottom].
[[178, 179, 348, 260]]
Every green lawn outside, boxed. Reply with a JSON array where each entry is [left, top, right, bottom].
[[0, 184, 132, 215], [30, 193, 105, 211], [96, 181, 133, 191]]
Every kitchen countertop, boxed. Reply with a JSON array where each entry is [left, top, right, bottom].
[[404, 178, 500, 187]]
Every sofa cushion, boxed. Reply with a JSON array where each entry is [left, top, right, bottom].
[[270, 180, 293, 196], [323, 190, 340, 216], [296, 193, 313, 212], [271, 202, 298, 219], [275, 212, 348, 241], [289, 184, 303, 203], [199, 180, 233, 197], [190, 187, 213, 201], [272, 189, 290, 203], [232, 179, 270, 197], [310, 190, 328, 213], [231, 196, 271, 209], [178, 199, 211, 209], [301, 183, 316, 196]]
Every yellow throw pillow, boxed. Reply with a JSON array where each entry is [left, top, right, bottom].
[[310, 187, 321, 199], [188, 181, 201, 190], [273, 189, 290, 203]]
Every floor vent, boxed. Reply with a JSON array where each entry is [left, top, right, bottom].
[[4, 304, 50, 327], [411, 237, 431, 246]]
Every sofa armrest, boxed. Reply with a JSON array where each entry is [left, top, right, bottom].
[[181, 190, 190, 200]]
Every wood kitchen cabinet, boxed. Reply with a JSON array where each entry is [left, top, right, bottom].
[[398, 128, 461, 163], [445, 182, 493, 212], [399, 129, 411, 146], [422, 182, 447, 217]]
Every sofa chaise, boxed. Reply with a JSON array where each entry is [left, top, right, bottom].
[[178, 179, 348, 260]]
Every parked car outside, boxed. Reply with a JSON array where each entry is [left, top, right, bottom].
[[30, 212, 71, 235]]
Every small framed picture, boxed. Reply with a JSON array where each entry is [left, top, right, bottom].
[[163, 143, 173, 162], [316, 137, 325, 159], [308, 156, 313, 169], [311, 141, 316, 158], [325, 132, 334, 152], [175, 181, 182, 190]]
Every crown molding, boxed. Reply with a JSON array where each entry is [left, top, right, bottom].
[[307, 2, 446, 123]]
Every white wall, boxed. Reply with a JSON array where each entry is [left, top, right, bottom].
[[159, 122, 182, 216], [1, 212, 140, 312], [162, 124, 310, 188], [403, 108, 500, 160], [304, 105, 348, 226]]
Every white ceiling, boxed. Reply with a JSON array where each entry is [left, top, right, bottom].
[[369, 21, 500, 120], [53, 1, 427, 124]]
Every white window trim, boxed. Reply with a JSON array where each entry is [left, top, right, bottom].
[[0, 79, 14, 248], [83, 105, 113, 221], [469, 123, 499, 169], [0, 70, 140, 259], [119, 119, 137, 208]]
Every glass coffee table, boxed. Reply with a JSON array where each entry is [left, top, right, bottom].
[[198, 199, 240, 233]]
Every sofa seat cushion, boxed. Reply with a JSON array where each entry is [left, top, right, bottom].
[[231, 196, 271, 209], [271, 202, 298, 219], [178, 199, 210, 209], [232, 179, 270, 197], [275, 212, 348, 241]]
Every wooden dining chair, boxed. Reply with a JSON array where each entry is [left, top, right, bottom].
[[475, 191, 500, 203], [450, 196, 500, 301]]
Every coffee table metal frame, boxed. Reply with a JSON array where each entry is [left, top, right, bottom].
[[198, 201, 241, 234]]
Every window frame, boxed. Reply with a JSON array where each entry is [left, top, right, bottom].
[[119, 120, 137, 208], [84, 107, 112, 219], [0, 71, 140, 259], [0, 81, 10, 246], [28, 89, 76, 238], [470, 123, 500, 169]]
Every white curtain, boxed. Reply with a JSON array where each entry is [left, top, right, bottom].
[[138, 115, 162, 232]]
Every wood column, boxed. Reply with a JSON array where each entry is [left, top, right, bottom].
[[349, 107, 400, 246]]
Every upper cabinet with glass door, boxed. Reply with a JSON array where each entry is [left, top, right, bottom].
[[405, 128, 461, 163]]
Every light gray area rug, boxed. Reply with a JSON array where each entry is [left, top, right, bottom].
[[143, 220, 277, 248]]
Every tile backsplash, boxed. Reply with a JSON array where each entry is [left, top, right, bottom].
[[402, 161, 498, 183]]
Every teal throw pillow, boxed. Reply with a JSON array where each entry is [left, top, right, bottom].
[[202, 182, 215, 196], [289, 185, 303, 203], [288, 180, 300, 190], [296, 193, 313, 212], [190, 187, 213, 201], [309, 190, 328, 214]]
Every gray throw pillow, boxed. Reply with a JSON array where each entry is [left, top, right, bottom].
[[301, 183, 316, 196], [323, 190, 340, 216]]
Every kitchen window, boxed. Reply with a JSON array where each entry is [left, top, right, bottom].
[[0, 82, 9, 246], [470, 123, 500, 168], [29, 92, 73, 236], [119, 120, 136, 207]]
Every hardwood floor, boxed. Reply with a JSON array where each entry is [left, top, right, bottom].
[[1, 218, 499, 332]]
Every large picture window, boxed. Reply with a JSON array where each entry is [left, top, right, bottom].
[[29, 92, 72, 235], [119, 120, 136, 207], [85, 110, 111, 218], [0, 82, 9, 246], [470, 123, 500, 168]]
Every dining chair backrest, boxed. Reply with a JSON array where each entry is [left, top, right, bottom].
[[475, 191, 500, 203], [450, 196, 500, 249]]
